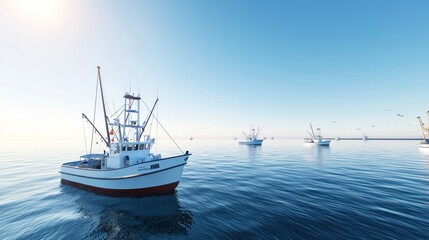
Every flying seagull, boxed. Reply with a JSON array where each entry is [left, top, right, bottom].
[[396, 114, 404, 117], [371, 125, 375, 127], [384, 109, 392, 111]]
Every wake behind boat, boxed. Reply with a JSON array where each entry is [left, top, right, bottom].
[[239, 127, 263, 145], [60, 67, 191, 197], [304, 124, 331, 146]]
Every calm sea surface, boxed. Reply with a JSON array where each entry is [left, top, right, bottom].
[[0, 139, 428, 239]]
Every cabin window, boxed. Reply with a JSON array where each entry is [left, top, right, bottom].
[[122, 146, 126, 151], [139, 144, 145, 150], [133, 144, 138, 151], [127, 145, 132, 151]]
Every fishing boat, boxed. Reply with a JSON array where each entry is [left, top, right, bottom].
[[417, 111, 429, 152], [304, 124, 331, 146], [60, 66, 191, 197], [239, 127, 263, 145]]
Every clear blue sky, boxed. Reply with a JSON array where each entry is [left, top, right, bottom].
[[1, 0, 429, 140]]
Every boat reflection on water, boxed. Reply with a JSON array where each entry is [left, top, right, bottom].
[[303, 143, 331, 162], [246, 145, 262, 161], [60, 185, 193, 239]]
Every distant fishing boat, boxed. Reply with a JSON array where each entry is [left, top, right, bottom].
[[189, 136, 193, 140], [362, 134, 368, 141], [60, 67, 191, 197], [233, 137, 238, 140], [417, 111, 429, 152], [304, 124, 331, 146], [239, 127, 263, 145]]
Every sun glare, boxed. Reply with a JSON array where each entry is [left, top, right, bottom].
[[2, 0, 65, 28]]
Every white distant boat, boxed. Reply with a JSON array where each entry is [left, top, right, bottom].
[[239, 127, 263, 145], [60, 67, 191, 197], [417, 111, 429, 152], [304, 124, 331, 146]]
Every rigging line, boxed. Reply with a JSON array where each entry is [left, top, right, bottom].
[[111, 105, 125, 119], [82, 117, 88, 154], [148, 112, 154, 136], [90, 76, 99, 154], [110, 103, 122, 118], [156, 98, 158, 155], [141, 99, 184, 154]]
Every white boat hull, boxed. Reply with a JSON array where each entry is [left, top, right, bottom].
[[239, 139, 263, 145], [60, 154, 189, 197], [303, 139, 331, 146], [315, 139, 331, 146], [418, 143, 429, 153]]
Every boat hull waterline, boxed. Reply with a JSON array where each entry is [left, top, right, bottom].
[[418, 143, 429, 154], [304, 139, 331, 146], [239, 139, 263, 145], [60, 154, 189, 197]]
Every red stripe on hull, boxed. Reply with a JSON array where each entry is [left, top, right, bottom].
[[61, 179, 179, 197]]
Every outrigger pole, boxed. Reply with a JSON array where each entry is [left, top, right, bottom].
[[82, 113, 108, 146], [138, 98, 159, 141], [310, 123, 316, 138], [256, 127, 261, 137], [306, 130, 315, 138], [417, 116, 428, 143], [242, 132, 250, 139], [97, 66, 111, 147]]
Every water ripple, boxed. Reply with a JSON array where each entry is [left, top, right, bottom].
[[0, 139, 428, 239]]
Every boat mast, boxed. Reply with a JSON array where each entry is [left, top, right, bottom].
[[123, 93, 142, 142], [123, 96, 127, 141], [136, 96, 141, 141], [97, 66, 111, 147]]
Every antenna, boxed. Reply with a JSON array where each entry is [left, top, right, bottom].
[[256, 126, 261, 137], [128, 73, 131, 93]]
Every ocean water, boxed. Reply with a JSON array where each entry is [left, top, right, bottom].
[[0, 139, 428, 239]]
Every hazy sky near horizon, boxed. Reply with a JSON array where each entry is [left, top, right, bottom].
[[1, 0, 429, 140]]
